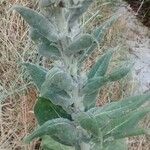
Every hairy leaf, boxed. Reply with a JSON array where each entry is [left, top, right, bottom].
[[68, 0, 93, 29], [74, 112, 99, 136], [40, 67, 74, 107], [83, 90, 99, 111], [78, 15, 119, 64], [94, 52, 113, 77], [41, 87, 73, 108], [41, 135, 74, 150], [111, 128, 148, 139], [29, 28, 61, 59], [99, 93, 150, 113], [24, 118, 78, 146], [93, 15, 119, 42], [23, 63, 47, 90], [44, 67, 74, 92], [82, 77, 108, 95], [65, 34, 93, 55], [102, 139, 128, 150], [12, 5, 58, 42], [104, 109, 150, 139], [37, 42, 61, 59], [107, 63, 132, 81], [88, 50, 113, 79], [39, 0, 56, 7], [29, 27, 43, 43], [34, 97, 72, 125], [87, 93, 150, 128]]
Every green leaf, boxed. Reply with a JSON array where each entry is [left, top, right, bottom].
[[23, 63, 47, 90], [100, 93, 150, 113], [94, 52, 113, 77], [74, 112, 99, 136], [24, 118, 79, 146], [111, 128, 148, 139], [68, 0, 93, 29], [107, 63, 132, 81], [39, 0, 56, 7], [34, 97, 72, 125], [83, 90, 99, 111], [12, 5, 58, 42], [81, 77, 108, 95], [78, 15, 119, 64], [65, 34, 93, 55], [41, 135, 74, 150], [92, 15, 119, 42], [88, 50, 113, 79], [40, 67, 74, 107], [102, 139, 128, 150], [29, 28, 61, 59], [41, 88, 73, 108], [29, 27, 43, 43], [85, 93, 150, 135], [37, 42, 61, 59], [44, 67, 74, 92], [104, 109, 150, 139]]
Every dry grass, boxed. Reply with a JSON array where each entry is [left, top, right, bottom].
[[0, 0, 39, 149], [0, 0, 149, 150]]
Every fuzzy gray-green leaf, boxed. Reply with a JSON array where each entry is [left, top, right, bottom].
[[87, 93, 150, 127], [41, 135, 74, 150], [83, 90, 99, 111], [29, 28, 43, 43], [82, 77, 108, 95], [88, 50, 113, 79], [84, 92, 150, 137], [102, 139, 128, 150], [37, 42, 61, 59], [100, 93, 150, 113], [74, 112, 99, 136], [111, 128, 148, 139], [42, 67, 74, 93], [104, 109, 150, 139], [24, 118, 78, 146], [68, 0, 93, 29], [34, 97, 72, 125], [78, 15, 119, 64], [107, 63, 132, 81], [23, 63, 47, 90], [39, 0, 56, 7], [12, 5, 58, 42], [41, 87, 73, 108], [40, 67, 73, 107], [92, 15, 119, 42], [65, 34, 93, 55]]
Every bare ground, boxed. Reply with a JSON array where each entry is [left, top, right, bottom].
[[116, 4, 150, 150]]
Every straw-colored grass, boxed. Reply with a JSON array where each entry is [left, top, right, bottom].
[[0, 0, 39, 149]]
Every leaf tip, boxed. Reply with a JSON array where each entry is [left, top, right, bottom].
[[8, 4, 21, 12], [23, 136, 31, 144]]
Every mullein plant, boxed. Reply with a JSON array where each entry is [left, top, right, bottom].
[[11, 0, 150, 150]]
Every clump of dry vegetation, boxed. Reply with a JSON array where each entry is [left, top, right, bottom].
[[0, 0, 39, 149]]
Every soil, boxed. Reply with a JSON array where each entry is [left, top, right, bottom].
[[117, 4, 150, 94], [125, 0, 150, 28], [116, 4, 150, 149]]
